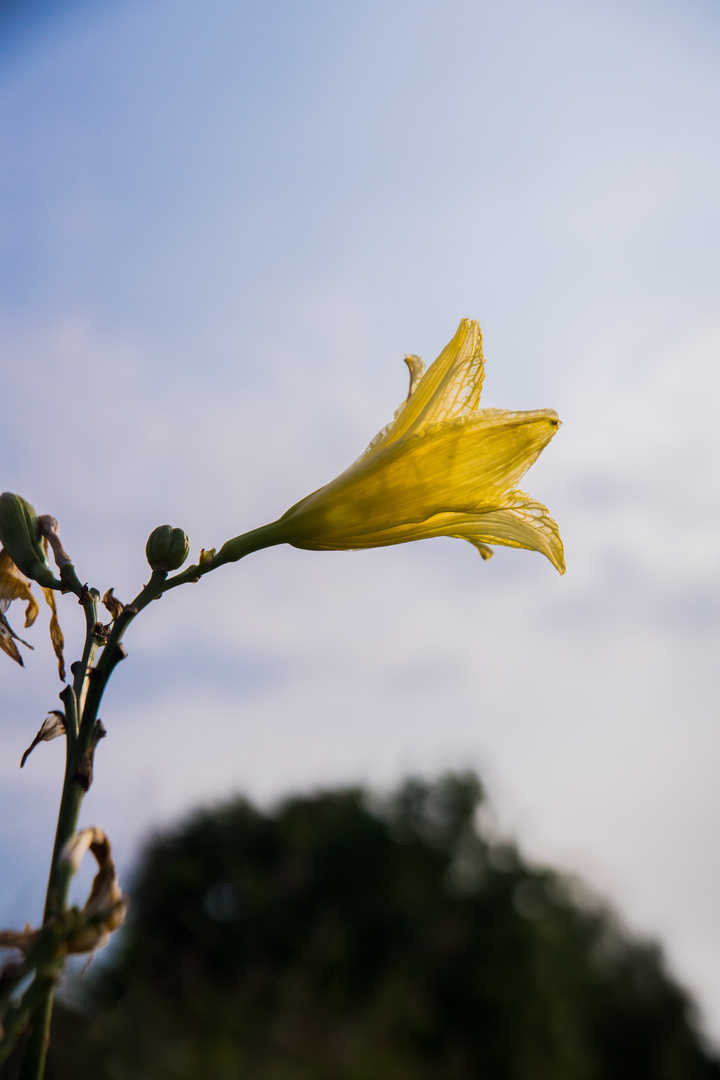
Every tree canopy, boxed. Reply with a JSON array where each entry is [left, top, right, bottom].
[[39, 774, 720, 1080]]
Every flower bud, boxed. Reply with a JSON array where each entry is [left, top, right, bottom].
[[145, 525, 189, 572], [0, 492, 60, 588]]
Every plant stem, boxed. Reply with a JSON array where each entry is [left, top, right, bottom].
[[14, 536, 276, 1077], [16, 737, 86, 1080], [160, 521, 287, 595], [1, 967, 58, 1075], [16, 586, 98, 1080]]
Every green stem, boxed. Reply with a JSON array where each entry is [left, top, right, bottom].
[[15, 586, 97, 1080], [16, 727, 86, 1079], [58, 562, 87, 602], [160, 521, 287, 595], [73, 593, 99, 717], [15, 530, 282, 1077], [78, 569, 168, 726], [1, 967, 57, 1074]]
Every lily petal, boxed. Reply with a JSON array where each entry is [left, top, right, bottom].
[[294, 498, 564, 573], [449, 493, 566, 574], [40, 585, 66, 681], [282, 408, 560, 549], [382, 318, 485, 443], [0, 548, 66, 670], [0, 549, 39, 626], [403, 353, 426, 400]]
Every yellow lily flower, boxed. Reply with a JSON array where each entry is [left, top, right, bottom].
[[267, 318, 564, 572]]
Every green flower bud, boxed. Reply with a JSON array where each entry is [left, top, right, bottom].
[[0, 492, 61, 589], [145, 525, 190, 572]]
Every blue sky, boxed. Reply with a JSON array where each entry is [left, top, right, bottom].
[[2, 0, 720, 1042]]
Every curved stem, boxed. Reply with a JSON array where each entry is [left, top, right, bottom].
[[79, 570, 168, 722], [160, 521, 287, 595]]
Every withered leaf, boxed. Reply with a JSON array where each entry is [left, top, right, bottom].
[[60, 826, 126, 953], [102, 588, 124, 620], [20, 710, 66, 768], [0, 549, 38, 627], [0, 613, 32, 667], [0, 927, 40, 955], [40, 519, 72, 571], [40, 584, 65, 681], [0, 548, 66, 674], [73, 720, 106, 792], [0, 826, 126, 958]]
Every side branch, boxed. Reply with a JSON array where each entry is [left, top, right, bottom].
[[160, 521, 288, 594]]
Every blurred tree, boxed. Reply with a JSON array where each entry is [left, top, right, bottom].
[[36, 774, 720, 1080]]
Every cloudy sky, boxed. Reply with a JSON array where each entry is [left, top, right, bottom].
[[2, 0, 720, 1042]]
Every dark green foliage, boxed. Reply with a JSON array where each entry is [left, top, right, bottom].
[[44, 774, 720, 1080]]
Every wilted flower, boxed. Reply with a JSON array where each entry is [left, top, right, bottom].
[[0, 549, 40, 666], [266, 319, 564, 572], [0, 827, 126, 956], [0, 548, 65, 674], [59, 827, 126, 952]]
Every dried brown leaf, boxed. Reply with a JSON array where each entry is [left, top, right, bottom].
[[102, 588, 124, 620], [0, 927, 40, 954], [60, 827, 126, 953], [20, 710, 66, 768], [0, 827, 126, 958], [40, 585, 65, 681], [0, 612, 32, 666], [0, 549, 38, 627]]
